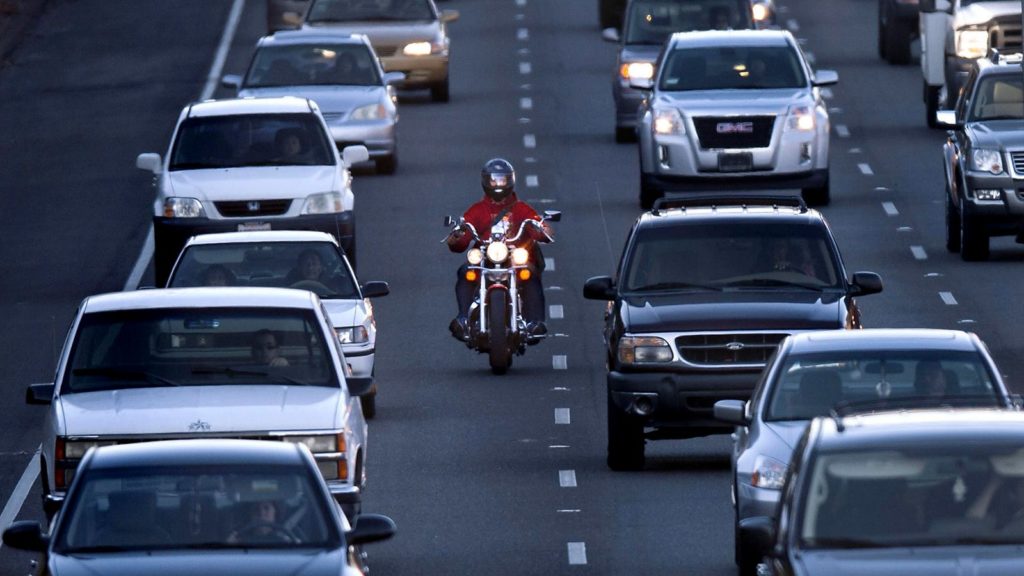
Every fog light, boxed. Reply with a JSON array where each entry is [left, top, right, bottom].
[[466, 270, 478, 282], [800, 142, 812, 163], [975, 189, 1002, 201], [657, 145, 670, 167], [633, 396, 654, 416]]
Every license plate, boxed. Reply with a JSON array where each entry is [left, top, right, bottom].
[[718, 152, 753, 172], [238, 222, 271, 232]]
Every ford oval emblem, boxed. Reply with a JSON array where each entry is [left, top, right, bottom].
[[247, 201, 261, 212], [188, 419, 211, 432], [725, 342, 745, 351]]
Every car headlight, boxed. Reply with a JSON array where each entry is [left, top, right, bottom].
[[620, 61, 654, 82], [403, 39, 444, 56], [511, 247, 530, 265], [617, 336, 673, 364], [751, 455, 787, 490], [63, 440, 117, 459], [653, 108, 685, 136], [350, 103, 386, 121], [163, 197, 206, 218], [336, 326, 369, 344], [283, 434, 342, 453], [486, 242, 509, 263], [786, 105, 815, 132], [956, 29, 989, 59], [302, 191, 344, 214], [971, 148, 1003, 174], [467, 248, 483, 265], [752, 2, 770, 22]]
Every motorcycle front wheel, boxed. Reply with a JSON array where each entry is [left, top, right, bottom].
[[487, 289, 512, 375]]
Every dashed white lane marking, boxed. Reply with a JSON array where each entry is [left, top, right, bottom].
[[549, 304, 564, 319], [835, 124, 850, 138], [940, 291, 958, 305], [882, 202, 899, 216], [858, 163, 874, 175], [568, 542, 588, 565], [519, 62, 532, 74], [518, 47, 530, 56], [524, 134, 536, 148], [520, 96, 533, 110], [518, 117, 531, 124], [555, 408, 571, 425], [549, 444, 570, 449], [911, 246, 928, 260], [0, 449, 40, 549], [124, 226, 155, 290], [515, 0, 526, 6], [559, 470, 577, 487], [526, 174, 539, 187], [515, 13, 525, 20], [821, 87, 833, 100], [786, 19, 800, 32], [557, 509, 582, 513], [517, 28, 529, 41], [553, 355, 567, 370], [545, 257, 555, 270]]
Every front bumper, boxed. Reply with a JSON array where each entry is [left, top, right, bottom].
[[737, 481, 782, 522], [341, 344, 375, 378], [964, 170, 1024, 236], [329, 121, 397, 159], [381, 54, 449, 88]]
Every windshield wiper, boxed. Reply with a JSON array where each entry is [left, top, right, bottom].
[[720, 278, 824, 291], [72, 368, 180, 387], [64, 545, 135, 553], [169, 162, 224, 170], [629, 281, 721, 292], [191, 366, 310, 386], [804, 536, 887, 549]]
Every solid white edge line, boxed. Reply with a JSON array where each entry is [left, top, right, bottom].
[[552, 355, 567, 370], [559, 470, 577, 487], [555, 408, 571, 425], [911, 245, 928, 260], [858, 163, 874, 175], [123, 225, 155, 291], [940, 291, 958, 305], [568, 542, 588, 565], [882, 201, 899, 216], [0, 448, 40, 549]]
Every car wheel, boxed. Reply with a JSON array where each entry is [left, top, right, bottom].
[[884, 14, 912, 65], [960, 202, 989, 261], [925, 85, 941, 128], [376, 153, 397, 175], [607, 394, 645, 471], [802, 174, 830, 207], [431, 77, 450, 102], [615, 125, 636, 143], [945, 183, 961, 253]]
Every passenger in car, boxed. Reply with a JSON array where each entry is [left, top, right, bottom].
[[914, 361, 951, 398], [251, 329, 289, 367], [202, 264, 235, 287]]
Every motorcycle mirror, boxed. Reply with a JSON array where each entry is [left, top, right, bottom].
[[543, 210, 562, 222], [444, 215, 455, 227]]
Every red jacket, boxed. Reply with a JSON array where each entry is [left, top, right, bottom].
[[447, 194, 549, 253]]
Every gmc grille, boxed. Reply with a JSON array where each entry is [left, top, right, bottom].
[[676, 333, 788, 367], [215, 199, 292, 217], [991, 17, 1023, 51], [692, 116, 775, 149]]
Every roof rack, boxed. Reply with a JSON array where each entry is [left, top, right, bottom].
[[651, 191, 807, 215], [988, 48, 1024, 65]]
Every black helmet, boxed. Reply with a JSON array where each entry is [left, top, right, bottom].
[[481, 158, 516, 201]]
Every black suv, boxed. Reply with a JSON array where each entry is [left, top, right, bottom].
[[937, 51, 1024, 261], [583, 195, 882, 470]]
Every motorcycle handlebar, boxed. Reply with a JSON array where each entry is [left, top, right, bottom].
[[443, 217, 554, 244]]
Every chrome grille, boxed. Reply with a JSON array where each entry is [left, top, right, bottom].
[[692, 116, 775, 149], [676, 333, 788, 367], [1011, 151, 1024, 175], [991, 17, 1023, 51], [215, 199, 291, 217]]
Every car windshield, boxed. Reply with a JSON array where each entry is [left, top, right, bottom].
[[800, 443, 1024, 549], [168, 241, 360, 299], [659, 44, 806, 91], [54, 464, 339, 552], [765, 350, 1001, 421], [624, 0, 753, 45], [968, 75, 1023, 122], [245, 44, 381, 88], [169, 113, 334, 170], [622, 220, 841, 292], [62, 307, 338, 393], [306, 0, 435, 22]]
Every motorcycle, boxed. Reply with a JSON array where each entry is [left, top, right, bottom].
[[443, 210, 561, 374]]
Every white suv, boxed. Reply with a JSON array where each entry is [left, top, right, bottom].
[[137, 97, 368, 285]]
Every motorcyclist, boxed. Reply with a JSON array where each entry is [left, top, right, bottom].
[[447, 158, 552, 343]]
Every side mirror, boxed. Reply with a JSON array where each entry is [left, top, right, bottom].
[[136, 152, 162, 175], [221, 74, 242, 91], [360, 281, 390, 298], [629, 77, 654, 91], [440, 9, 459, 23], [444, 215, 455, 227], [812, 69, 838, 87], [346, 377, 374, 398], [935, 109, 959, 129], [544, 210, 562, 222], [583, 276, 616, 301], [382, 71, 406, 85], [713, 399, 750, 426], [347, 513, 396, 546], [601, 27, 621, 43], [341, 145, 370, 167], [737, 516, 776, 567], [26, 383, 54, 405], [2, 521, 48, 552], [849, 271, 883, 297]]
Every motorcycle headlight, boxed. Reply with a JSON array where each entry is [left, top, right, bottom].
[[619, 61, 654, 81], [786, 105, 815, 132], [617, 336, 673, 364], [653, 108, 685, 136], [282, 434, 341, 453], [163, 197, 206, 218], [467, 248, 483, 265], [486, 242, 509, 263], [956, 29, 989, 59], [752, 2, 770, 22], [751, 455, 787, 490], [971, 148, 1003, 174], [336, 326, 369, 344], [302, 192, 343, 214], [350, 103, 386, 121], [511, 247, 530, 265]]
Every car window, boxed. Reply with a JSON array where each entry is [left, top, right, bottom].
[[765, 350, 1001, 421], [968, 75, 1023, 121], [622, 220, 841, 292], [246, 44, 381, 88], [624, 0, 753, 44], [659, 44, 807, 91], [55, 464, 338, 552], [169, 241, 359, 299], [169, 113, 334, 170], [63, 307, 338, 392], [306, 0, 435, 22]]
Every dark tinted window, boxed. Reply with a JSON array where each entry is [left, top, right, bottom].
[[624, 0, 754, 44], [659, 44, 806, 91], [246, 44, 381, 87], [307, 0, 435, 22], [170, 113, 334, 170]]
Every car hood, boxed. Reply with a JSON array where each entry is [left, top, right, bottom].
[[966, 120, 1024, 149], [797, 546, 1024, 575], [321, 298, 365, 329], [657, 88, 809, 114], [762, 420, 810, 453], [238, 86, 384, 114], [954, 1, 1022, 29], [167, 167, 339, 201], [621, 291, 843, 332], [59, 385, 344, 436], [304, 21, 440, 44], [620, 44, 661, 64], [52, 550, 347, 576]]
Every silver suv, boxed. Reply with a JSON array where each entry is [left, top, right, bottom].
[[636, 30, 836, 208]]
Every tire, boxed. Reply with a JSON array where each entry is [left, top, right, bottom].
[[431, 76, 450, 103], [360, 387, 377, 419], [945, 185, 961, 253], [487, 290, 512, 375], [883, 12, 912, 65], [376, 153, 397, 175], [960, 202, 989, 261], [615, 125, 636, 143], [803, 175, 830, 207], [925, 85, 941, 129], [639, 176, 661, 210], [606, 393, 645, 471]]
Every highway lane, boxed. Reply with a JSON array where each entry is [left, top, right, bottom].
[[2, 0, 1024, 575]]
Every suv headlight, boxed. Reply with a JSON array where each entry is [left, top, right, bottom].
[[620, 61, 655, 82], [752, 2, 770, 22], [956, 29, 989, 59], [618, 336, 673, 364], [302, 192, 344, 214], [786, 105, 815, 132], [971, 148, 1003, 174], [350, 103, 386, 121], [653, 108, 685, 136], [751, 455, 787, 490], [163, 197, 206, 218], [336, 326, 369, 344]]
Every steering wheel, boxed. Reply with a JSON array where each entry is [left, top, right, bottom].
[[235, 521, 298, 543], [289, 279, 332, 296]]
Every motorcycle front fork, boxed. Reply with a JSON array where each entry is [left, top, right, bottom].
[[476, 269, 520, 334]]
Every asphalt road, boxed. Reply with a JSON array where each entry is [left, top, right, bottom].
[[1, 0, 1023, 574]]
